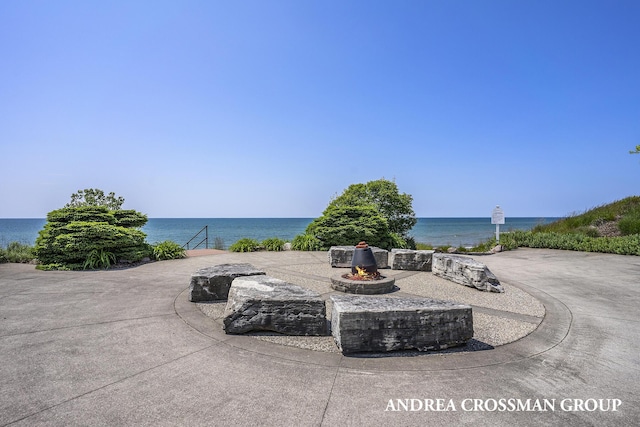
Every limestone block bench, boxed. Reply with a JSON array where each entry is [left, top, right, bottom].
[[330, 295, 473, 353], [432, 254, 504, 293], [389, 249, 435, 271], [189, 263, 266, 302], [329, 246, 389, 268], [223, 275, 327, 335]]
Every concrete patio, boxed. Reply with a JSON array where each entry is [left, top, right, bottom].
[[1, 248, 638, 426]]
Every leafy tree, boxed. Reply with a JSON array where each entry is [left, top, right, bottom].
[[630, 145, 640, 155], [295, 179, 417, 250], [66, 188, 125, 210], [326, 178, 417, 238]]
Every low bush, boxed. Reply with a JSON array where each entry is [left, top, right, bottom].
[[0, 242, 36, 264], [83, 249, 116, 270], [152, 240, 186, 260], [229, 238, 260, 252], [262, 237, 286, 251], [501, 230, 640, 255], [618, 213, 640, 236], [291, 234, 323, 251]]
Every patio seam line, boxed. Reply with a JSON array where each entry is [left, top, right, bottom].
[[0, 313, 176, 339]]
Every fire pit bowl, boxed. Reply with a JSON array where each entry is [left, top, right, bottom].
[[330, 273, 396, 294], [331, 241, 396, 294]]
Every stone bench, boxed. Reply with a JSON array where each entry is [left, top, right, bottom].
[[432, 254, 504, 293], [389, 249, 435, 271], [189, 263, 266, 302], [329, 246, 389, 268], [223, 275, 327, 335], [330, 295, 473, 353]]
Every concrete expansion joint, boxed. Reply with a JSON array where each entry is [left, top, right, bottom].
[[0, 313, 176, 339]]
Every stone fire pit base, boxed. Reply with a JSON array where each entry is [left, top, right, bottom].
[[330, 274, 396, 294]]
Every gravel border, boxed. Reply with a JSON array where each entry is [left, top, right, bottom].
[[195, 253, 544, 355]]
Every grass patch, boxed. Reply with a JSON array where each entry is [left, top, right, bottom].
[[533, 196, 640, 234]]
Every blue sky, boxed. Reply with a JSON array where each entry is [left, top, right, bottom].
[[1, 0, 638, 218]]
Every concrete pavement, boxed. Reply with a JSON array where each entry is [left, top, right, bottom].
[[1, 248, 638, 426]]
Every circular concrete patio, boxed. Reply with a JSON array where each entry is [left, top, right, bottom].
[[1, 248, 638, 426]]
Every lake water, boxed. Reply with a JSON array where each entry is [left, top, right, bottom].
[[0, 217, 557, 249]]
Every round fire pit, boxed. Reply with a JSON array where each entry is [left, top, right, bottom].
[[330, 273, 396, 295]]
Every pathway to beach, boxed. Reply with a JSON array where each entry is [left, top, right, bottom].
[[0, 248, 638, 426]]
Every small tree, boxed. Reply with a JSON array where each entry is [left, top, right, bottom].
[[327, 178, 417, 238], [294, 179, 417, 250]]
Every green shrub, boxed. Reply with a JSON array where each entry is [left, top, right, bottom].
[[291, 234, 323, 251], [262, 237, 286, 251], [503, 230, 640, 256], [0, 242, 36, 263], [34, 204, 150, 270], [468, 238, 496, 252], [229, 238, 260, 252], [618, 213, 640, 236], [152, 240, 186, 260]]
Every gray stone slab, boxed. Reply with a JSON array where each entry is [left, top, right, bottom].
[[432, 253, 504, 292], [328, 246, 389, 268], [330, 295, 473, 353], [223, 275, 327, 335], [389, 249, 435, 271], [189, 263, 266, 302]]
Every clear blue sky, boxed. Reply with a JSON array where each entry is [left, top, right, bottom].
[[1, 0, 638, 218]]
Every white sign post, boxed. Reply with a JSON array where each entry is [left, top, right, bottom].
[[491, 205, 505, 242]]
